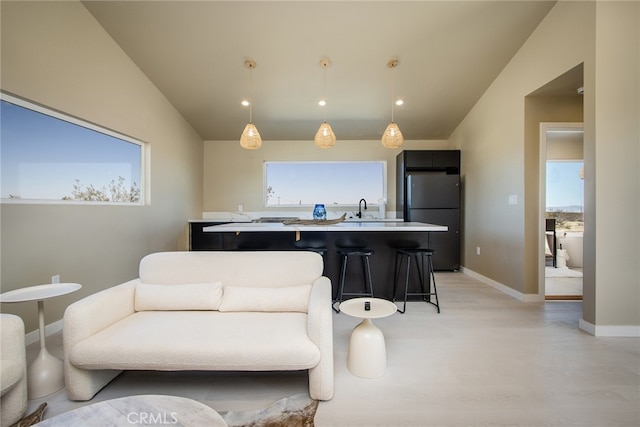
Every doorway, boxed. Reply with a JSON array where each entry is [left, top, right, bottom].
[[539, 123, 584, 300]]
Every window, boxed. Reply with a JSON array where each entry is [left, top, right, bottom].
[[1, 93, 146, 204], [264, 161, 386, 207], [546, 160, 584, 233]]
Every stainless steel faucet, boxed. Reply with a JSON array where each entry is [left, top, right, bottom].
[[357, 198, 367, 218]]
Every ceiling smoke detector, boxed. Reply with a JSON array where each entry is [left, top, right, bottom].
[[577, 86, 584, 95]]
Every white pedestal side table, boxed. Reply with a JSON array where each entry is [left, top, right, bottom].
[[339, 297, 397, 378], [0, 282, 81, 398]]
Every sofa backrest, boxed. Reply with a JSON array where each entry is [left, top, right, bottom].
[[139, 251, 323, 287]]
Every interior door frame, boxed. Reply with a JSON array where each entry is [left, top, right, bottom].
[[538, 122, 584, 299]]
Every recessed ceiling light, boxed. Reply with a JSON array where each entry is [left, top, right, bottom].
[[395, 99, 404, 106], [241, 100, 250, 107], [318, 100, 327, 106]]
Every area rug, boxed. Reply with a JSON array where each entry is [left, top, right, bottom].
[[221, 393, 318, 427], [11, 402, 47, 427], [545, 266, 583, 278], [15, 396, 317, 427]]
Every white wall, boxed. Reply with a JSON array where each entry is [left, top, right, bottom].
[[449, 2, 593, 297], [448, 1, 640, 333], [546, 134, 583, 161], [0, 1, 203, 333], [203, 139, 449, 215], [591, 1, 640, 330]]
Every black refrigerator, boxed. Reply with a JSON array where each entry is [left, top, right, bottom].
[[406, 173, 460, 270], [396, 150, 461, 271]]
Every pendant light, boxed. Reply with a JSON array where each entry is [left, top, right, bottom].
[[381, 58, 404, 148], [314, 58, 336, 148], [240, 60, 262, 149]]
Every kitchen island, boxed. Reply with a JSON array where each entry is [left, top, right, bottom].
[[204, 221, 444, 232], [200, 221, 447, 300]]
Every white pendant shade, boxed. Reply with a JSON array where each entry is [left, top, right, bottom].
[[240, 123, 262, 149], [381, 122, 404, 148], [314, 122, 336, 148]]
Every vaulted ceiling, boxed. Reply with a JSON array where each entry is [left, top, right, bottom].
[[83, 1, 561, 141]]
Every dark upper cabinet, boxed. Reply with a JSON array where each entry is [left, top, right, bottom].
[[403, 150, 460, 172], [405, 150, 434, 169]]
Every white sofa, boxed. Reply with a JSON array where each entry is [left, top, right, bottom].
[[63, 251, 334, 401], [1, 314, 27, 427]]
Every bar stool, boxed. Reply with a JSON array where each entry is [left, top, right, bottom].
[[307, 247, 328, 256], [294, 239, 328, 257], [389, 240, 419, 285], [393, 248, 440, 314], [333, 247, 375, 313]]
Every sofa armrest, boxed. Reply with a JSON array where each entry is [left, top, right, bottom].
[[306, 276, 334, 400], [0, 314, 26, 387], [63, 279, 138, 401], [307, 276, 332, 340], [64, 279, 138, 351], [1, 314, 27, 426]]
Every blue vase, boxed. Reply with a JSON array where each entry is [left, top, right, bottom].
[[313, 204, 327, 220]]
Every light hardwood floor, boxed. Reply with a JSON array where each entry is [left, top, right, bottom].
[[546, 267, 583, 300], [26, 272, 639, 426]]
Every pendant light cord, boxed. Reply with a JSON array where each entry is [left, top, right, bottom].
[[322, 61, 328, 123], [387, 58, 399, 123], [248, 65, 254, 124], [390, 64, 395, 123]]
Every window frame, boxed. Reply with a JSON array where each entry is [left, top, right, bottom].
[[0, 92, 148, 206], [263, 160, 387, 208]]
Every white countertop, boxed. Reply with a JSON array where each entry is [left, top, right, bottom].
[[191, 210, 403, 223], [203, 221, 447, 232], [190, 218, 404, 223]]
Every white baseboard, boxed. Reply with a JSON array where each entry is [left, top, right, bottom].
[[25, 318, 64, 346], [460, 266, 543, 302], [461, 266, 640, 337], [579, 319, 640, 337]]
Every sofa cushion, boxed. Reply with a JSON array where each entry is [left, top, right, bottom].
[[219, 285, 311, 313], [139, 251, 323, 287], [134, 282, 222, 311], [69, 311, 320, 371]]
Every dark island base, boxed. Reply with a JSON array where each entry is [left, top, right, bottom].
[[195, 230, 441, 301]]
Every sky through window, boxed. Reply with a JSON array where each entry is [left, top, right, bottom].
[[1, 96, 143, 203]]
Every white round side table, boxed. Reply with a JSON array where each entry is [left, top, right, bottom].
[[339, 297, 397, 378], [35, 395, 228, 426], [0, 283, 81, 398]]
